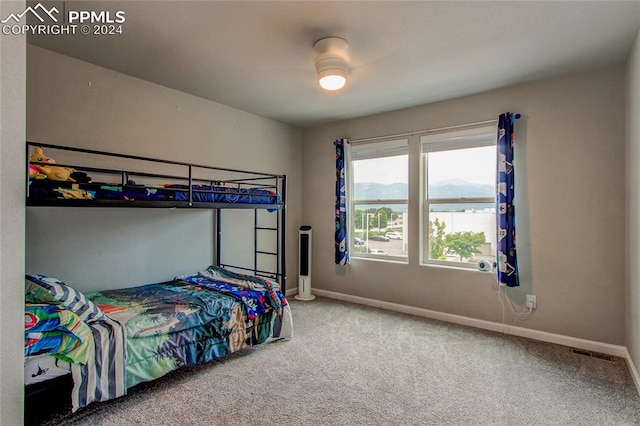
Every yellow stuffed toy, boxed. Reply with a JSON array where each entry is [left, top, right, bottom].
[[29, 147, 75, 182]]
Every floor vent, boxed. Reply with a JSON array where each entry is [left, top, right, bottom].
[[571, 348, 616, 362]]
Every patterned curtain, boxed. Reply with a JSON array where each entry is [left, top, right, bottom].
[[497, 113, 519, 287], [334, 139, 349, 265]]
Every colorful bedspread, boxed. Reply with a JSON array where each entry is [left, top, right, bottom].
[[25, 269, 291, 411], [176, 266, 292, 343], [86, 274, 289, 390], [176, 266, 287, 320]]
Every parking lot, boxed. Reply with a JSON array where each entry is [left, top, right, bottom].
[[362, 238, 406, 257]]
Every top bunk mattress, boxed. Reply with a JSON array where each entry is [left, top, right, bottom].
[[28, 180, 280, 205], [26, 142, 285, 209]]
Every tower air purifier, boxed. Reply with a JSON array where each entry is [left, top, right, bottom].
[[295, 225, 315, 301]]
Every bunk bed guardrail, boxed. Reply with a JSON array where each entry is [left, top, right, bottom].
[[26, 141, 286, 209]]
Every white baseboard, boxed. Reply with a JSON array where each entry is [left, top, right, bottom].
[[311, 288, 628, 358], [623, 347, 640, 395], [285, 288, 297, 297]]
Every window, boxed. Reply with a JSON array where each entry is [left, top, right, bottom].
[[350, 138, 408, 261], [420, 125, 496, 268]]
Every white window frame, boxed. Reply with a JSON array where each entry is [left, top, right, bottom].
[[349, 138, 409, 262], [420, 124, 497, 269]]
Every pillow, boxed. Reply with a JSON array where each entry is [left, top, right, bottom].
[[24, 303, 93, 364], [25, 274, 105, 323], [25, 303, 88, 336]]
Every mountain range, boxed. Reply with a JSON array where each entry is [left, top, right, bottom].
[[354, 179, 494, 200]]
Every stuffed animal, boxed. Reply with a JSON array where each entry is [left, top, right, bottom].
[[29, 147, 75, 182], [28, 164, 43, 179]]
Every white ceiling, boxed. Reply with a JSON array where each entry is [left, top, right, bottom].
[[28, 1, 640, 128]]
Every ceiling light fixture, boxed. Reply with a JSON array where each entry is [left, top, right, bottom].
[[314, 37, 349, 91]]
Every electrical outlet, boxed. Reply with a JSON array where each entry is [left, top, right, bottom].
[[526, 295, 537, 310]]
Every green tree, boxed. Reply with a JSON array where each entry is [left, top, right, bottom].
[[354, 209, 366, 230], [444, 231, 486, 261], [378, 207, 393, 225], [429, 218, 447, 260]]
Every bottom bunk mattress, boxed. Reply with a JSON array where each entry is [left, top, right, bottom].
[[87, 274, 290, 390], [25, 267, 292, 412]]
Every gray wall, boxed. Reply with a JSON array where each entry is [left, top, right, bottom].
[[26, 45, 302, 292], [27, 208, 215, 291], [303, 65, 626, 345], [626, 30, 640, 375], [0, 1, 25, 424]]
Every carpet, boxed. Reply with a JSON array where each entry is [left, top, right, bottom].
[[33, 296, 640, 425]]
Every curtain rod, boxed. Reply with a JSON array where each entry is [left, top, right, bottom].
[[349, 114, 521, 144]]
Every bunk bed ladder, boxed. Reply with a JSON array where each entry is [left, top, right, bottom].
[[252, 175, 286, 293], [254, 210, 276, 278], [214, 175, 286, 293]]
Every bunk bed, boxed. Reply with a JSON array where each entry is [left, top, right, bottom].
[[24, 142, 290, 417]]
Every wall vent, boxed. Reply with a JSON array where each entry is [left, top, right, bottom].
[[570, 348, 616, 362]]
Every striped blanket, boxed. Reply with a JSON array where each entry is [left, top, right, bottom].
[[70, 316, 126, 412]]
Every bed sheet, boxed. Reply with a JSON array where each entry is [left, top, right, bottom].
[[24, 354, 71, 386]]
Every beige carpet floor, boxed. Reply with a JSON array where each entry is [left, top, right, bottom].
[[34, 296, 640, 425]]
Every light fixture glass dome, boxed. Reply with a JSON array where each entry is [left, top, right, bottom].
[[318, 70, 347, 91]]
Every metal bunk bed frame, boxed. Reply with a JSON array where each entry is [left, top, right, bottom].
[[25, 141, 287, 292]]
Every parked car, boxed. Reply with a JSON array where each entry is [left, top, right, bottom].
[[385, 232, 403, 240], [353, 237, 364, 245], [370, 249, 387, 255], [370, 235, 389, 242]]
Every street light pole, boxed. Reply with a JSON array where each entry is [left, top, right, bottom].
[[366, 212, 374, 251]]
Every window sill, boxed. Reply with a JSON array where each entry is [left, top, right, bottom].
[[420, 262, 493, 274], [351, 255, 408, 265]]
